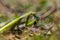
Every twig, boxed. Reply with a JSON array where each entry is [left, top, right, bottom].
[[41, 1, 57, 20]]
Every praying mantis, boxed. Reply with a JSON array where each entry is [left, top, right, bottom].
[[0, 12, 39, 33], [0, 1, 57, 33]]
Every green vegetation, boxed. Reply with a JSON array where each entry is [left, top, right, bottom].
[[0, 0, 60, 40]]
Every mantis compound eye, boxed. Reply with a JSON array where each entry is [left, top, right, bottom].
[[34, 15, 39, 20]]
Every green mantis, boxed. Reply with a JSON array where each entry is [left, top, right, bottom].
[[0, 12, 38, 33]]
